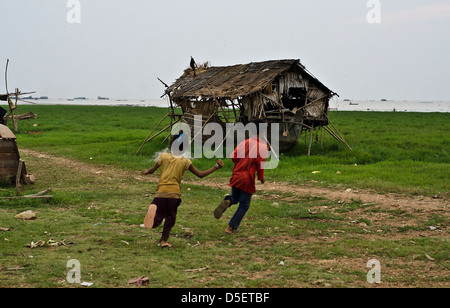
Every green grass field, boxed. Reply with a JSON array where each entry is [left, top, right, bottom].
[[0, 105, 448, 288], [8, 105, 450, 195]]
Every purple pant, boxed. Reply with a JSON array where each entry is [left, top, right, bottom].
[[150, 198, 182, 242]]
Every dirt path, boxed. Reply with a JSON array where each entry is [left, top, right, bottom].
[[190, 179, 448, 213], [21, 148, 447, 213]]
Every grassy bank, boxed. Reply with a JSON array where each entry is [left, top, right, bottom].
[[6, 105, 450, 196]]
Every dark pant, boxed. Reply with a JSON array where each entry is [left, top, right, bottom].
[[151, 198, 182, 242], [225, 187, 252, 230]]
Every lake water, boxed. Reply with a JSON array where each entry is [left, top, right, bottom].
[[330, 99, 450, 113], [9, 98, 171, 108], [1, 98, 449, 113]]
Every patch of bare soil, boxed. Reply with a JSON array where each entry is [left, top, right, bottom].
[[186, 177, 448, 233], [205, 180, 447, 213]]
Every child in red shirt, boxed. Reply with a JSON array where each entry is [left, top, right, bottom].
[[214, 122, 268, 234]]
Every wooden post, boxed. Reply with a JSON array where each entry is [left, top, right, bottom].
[[13, 89, 19, 132], [308, 124, 314, 156], [168, 94, 175, 141], [5, 59, 17, 132], [230, 99, 238, 121], [15, 160, 24, 195]]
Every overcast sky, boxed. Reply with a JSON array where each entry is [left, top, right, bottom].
[[0, 0, 449, 101]]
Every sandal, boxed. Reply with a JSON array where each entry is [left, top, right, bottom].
[[214, 199, 231, 219]]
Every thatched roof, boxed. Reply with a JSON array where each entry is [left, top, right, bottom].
[[165, 59, 335, 101]]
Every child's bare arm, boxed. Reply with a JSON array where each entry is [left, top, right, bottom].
[[188, 159, 224, 178], [142, 162, 160, 175]]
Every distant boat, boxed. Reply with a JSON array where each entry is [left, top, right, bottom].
[[97, 96, 109, 100], [74, 97, 87, 100], [349, 102, 359, 105], [381, 98, 387, 101]]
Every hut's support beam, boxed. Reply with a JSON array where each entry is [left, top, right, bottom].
[[323, 126, 352, 151], [324, 114, 352, 151], [136, 109, 172, 154], [137, 118, 181, 152]]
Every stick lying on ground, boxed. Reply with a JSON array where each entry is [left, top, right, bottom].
[[0, 189, 53, 200]]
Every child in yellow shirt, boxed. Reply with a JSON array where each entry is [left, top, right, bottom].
[[142, 147, 223, 248]]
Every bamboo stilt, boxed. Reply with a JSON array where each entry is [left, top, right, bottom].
[[323, 114, 352, 151], [143, 118, 181, 145], [136, 110, 173, 154]]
